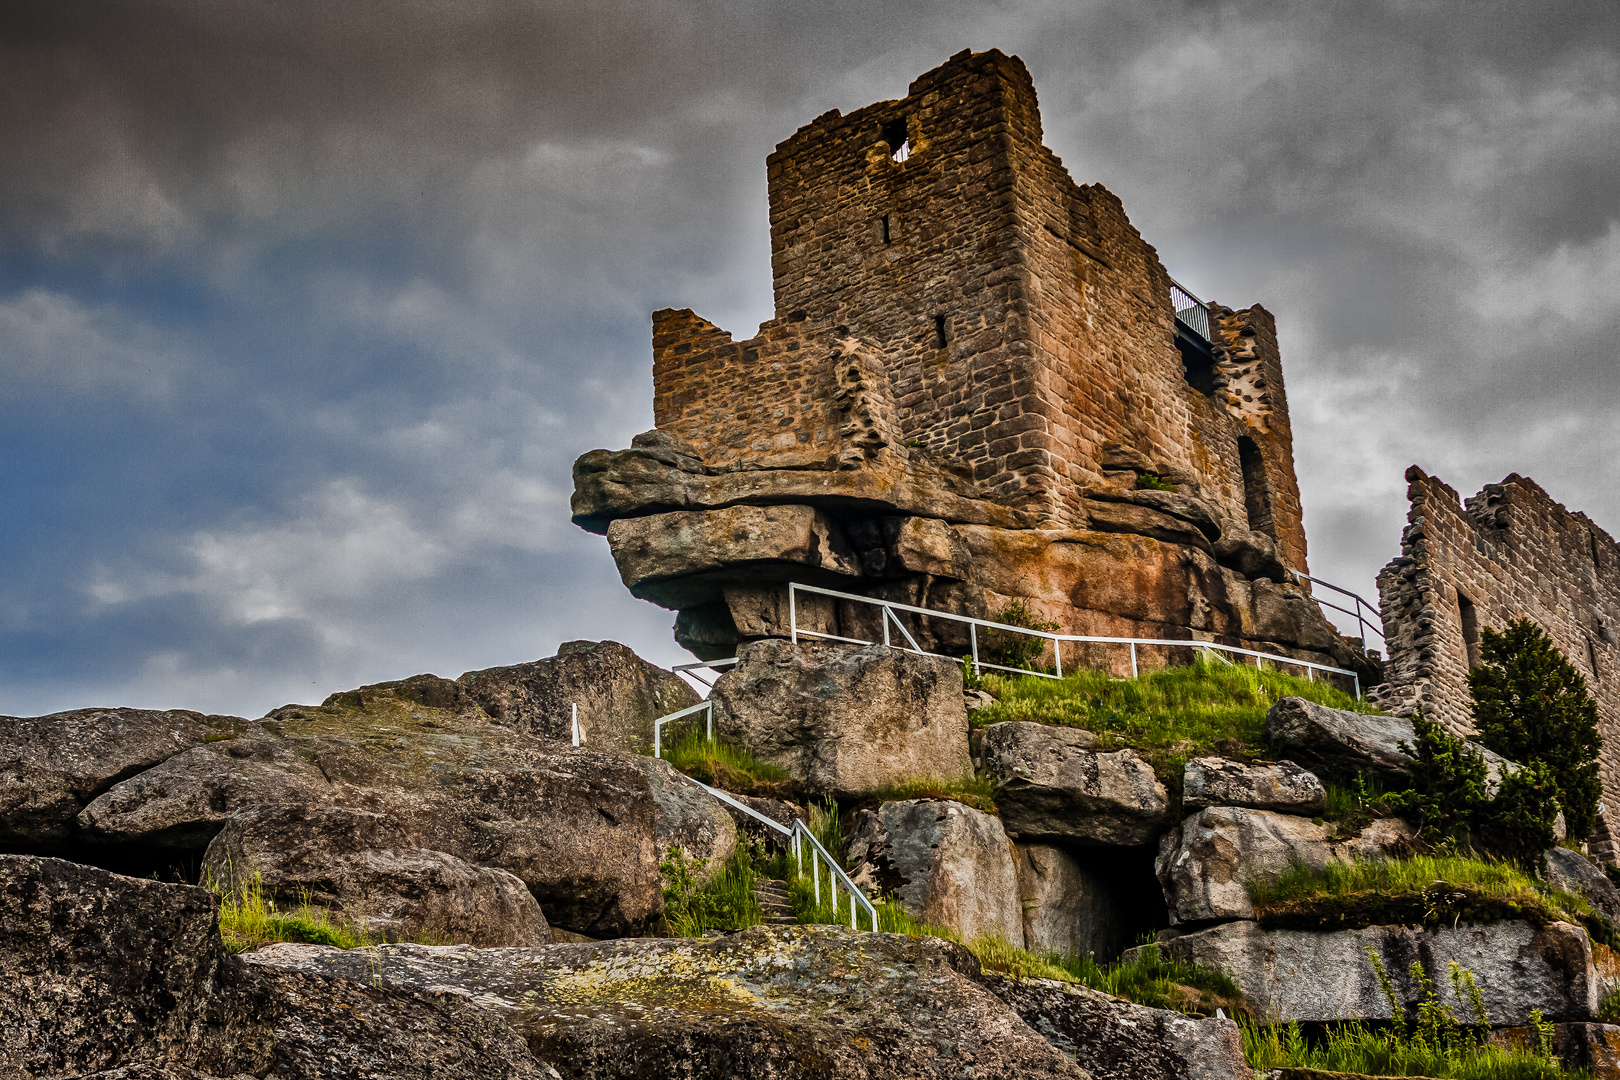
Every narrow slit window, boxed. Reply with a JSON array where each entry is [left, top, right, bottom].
[[1236, 435, 1274, 540], [933, 314, 950, 349], [1588, 636, 1601, 678], [881, 214, 892, 244], [1458, 592, 1481, 670]]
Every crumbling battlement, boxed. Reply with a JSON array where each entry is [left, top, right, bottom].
[[1375, 466, 1620, 857], [650, 48, 1308, 572]]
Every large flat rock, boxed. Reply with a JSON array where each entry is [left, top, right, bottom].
[[1146, 917, 1598, 1025], [248, 927, 1092, 1079], [1266, 696, 1514, 787]]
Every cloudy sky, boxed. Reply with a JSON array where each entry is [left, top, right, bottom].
[[2, 0, 1615, 719]]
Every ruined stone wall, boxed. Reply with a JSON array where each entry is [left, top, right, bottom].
[[1375, 467, 1620, 854], [650, 46, 1311, 560]]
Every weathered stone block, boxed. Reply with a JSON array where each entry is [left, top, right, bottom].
[[1182, 757, 1325, 814], [710, 639, 970, 798], [981, 721, 1170, 846]]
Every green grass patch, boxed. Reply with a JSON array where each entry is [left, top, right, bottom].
[[1243, 1019, 1585, 1079], [970, 655, 1374, 789], [865, 772, 998, 814], [659, 838, 781, 937], [210, 870, 370, 953], [662, 730, 802, 800], [1245, 854, 1613, 942]]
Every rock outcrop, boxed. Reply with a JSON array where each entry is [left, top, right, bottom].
[[988, 975, 1250, 1080], [1546, 846, 1620, 926], [0, 854, 551, 1079], [628, 754, 739, 876], [458, 638, 700, 755], [1147, 918, 1598, 1024], [1181, 757, 1325, 815], [1016, 843, 1126, 960], [848, 798, 1023, 943], [1266, 696, 1513, 787], [77, 674, 663, 937], [711, 639, 971, 797], [1156, 807, 1413, 924], [249, 927, 1093, 1079], [200, 805, 551, 947], [980, 721, 1170, 846], [0, 707, 244, 846]]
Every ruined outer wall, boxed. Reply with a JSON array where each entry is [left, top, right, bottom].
[[1376, 467, 1620, 853]]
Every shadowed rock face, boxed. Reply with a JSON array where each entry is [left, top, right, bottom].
[[247, 927, 1093, 1080], [980, 721, 1170, 846], [0, 854, 552, 1080], [711, 639, 970, 798], [76, 675, 664, 937], [1015, 844, 1131, 961], [201, 805, 551, 947], [848, 798, 1023, 944]]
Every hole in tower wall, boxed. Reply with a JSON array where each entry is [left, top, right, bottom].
[[881, 214, 892, 244], [1458, 592, 1481, 670], [1236, 435, 1275, 541], [933, 314, 950, 349], [881, 117, 910, 162], [1588, 636, 1601, 678]]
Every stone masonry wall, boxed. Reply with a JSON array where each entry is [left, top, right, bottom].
[[1375, 466, 1620, 856], [649, 48, 1311, 576]]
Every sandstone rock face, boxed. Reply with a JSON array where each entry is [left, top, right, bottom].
[[1016, 844, 1124, 960], [1266, 696, 1513, 787], [711, 639, 970, 797], [981, 721, 1170, 846], [1182, 757, 1325, 814], [988, 975, 1249, 1080], [628, 754, 738, 876], [249, 927, 1092, 1079], [458, 639, 699, 755], [1149, 918, 1598, 1024], [0, 854, 551, 1080], [77, 675, 662, 937], [1156, 807, 1412, 924], [0, 707, 244, 846], [1546, 846, 1620, 926], [848, 799, 1023, 944], [200, 805, 550, 947]]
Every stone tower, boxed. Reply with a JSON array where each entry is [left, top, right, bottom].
[[577, 49, 1360, 677]]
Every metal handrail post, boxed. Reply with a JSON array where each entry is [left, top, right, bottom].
[[1130, 642, 1137, 678], [970, 623, 979, 678], [882, 605, 891, 647], [789, 583, 799, 644], [571, 702, 580, 747]]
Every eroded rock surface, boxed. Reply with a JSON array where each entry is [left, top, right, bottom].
[[1182, 757, 1325, 815], [1148, 918, 1598, 1024], [628, 754, 738, 877], [711, 639, 970, 797], [201, 805, 550, 947], [0, 854, 552, 1080], [980, 721, 1170, 845], [458, 639, 699, 755], [1546, 846, 1620, 926], [248, 927, 1093, 1079], [78, 675, 662, 937], [1156, 807, 1413, 924], [848, 798, 1022, 943], [0, 707, 244, 846]]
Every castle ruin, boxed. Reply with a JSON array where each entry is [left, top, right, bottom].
[[574, 48, 1362, 679]]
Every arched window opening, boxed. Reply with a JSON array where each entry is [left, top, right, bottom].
[[881, 117, 910, 162], [1236, 435, 1274, 540], [933, 314, 951, 349]]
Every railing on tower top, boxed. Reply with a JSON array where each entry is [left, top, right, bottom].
[[1283, 567, 1385, 647], [1169, 277, 1212, 345], [786, 581, 1362, 698]]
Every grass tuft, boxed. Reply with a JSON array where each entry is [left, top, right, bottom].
[[865, 772, 998, 814], [208, 870, 370, 953], [1242, 1018, 1585, 1079], [970, 654, 1374, 789], [662, 730, 801, 799]]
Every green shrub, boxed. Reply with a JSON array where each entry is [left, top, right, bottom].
[[1387, 713, 1558, 866], [1597, 985, 1620, 1025], [1469, 619, 1603, 841], [1135, 471, 1177, 491], [970, 655, 1372, 790]]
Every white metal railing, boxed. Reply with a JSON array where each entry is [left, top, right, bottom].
[[671, 656, 738, 695], [653, 700, 713, 758], [1288, 568, 1385, 645], [787, 581, 1362, 698], [659, 758, 880, 933]]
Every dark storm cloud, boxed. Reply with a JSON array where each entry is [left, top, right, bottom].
[[0, 0, 1614, 714]]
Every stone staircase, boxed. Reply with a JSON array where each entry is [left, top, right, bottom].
[[754, 878, 797, 925]]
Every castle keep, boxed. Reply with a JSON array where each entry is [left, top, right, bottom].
[[574, 48, 1359, 675]]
